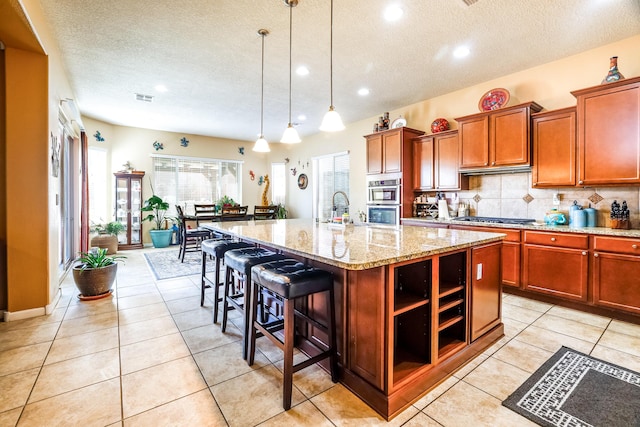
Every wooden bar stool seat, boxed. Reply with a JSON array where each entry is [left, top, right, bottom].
[[201, 240, 253, 322], [222, 247, 286, 360], [248, 259, 338, 410]]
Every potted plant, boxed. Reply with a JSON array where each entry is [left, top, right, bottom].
[[72, 248, 126, 300], [276, 203, 288, 219], [141, 194, 173, 248], [90, 221, 125, 254]]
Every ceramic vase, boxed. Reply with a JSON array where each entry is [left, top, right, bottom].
[[602, 56, 625, 84]]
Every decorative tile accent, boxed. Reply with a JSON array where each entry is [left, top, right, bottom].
[[588, 192, 604, 205], [473, 194, 482, 203], [522, 193, 534, 204]]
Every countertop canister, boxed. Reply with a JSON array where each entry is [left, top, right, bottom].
[[584, 206, 597, 227], [571, 208, 587, 228]]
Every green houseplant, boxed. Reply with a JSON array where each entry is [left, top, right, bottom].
[[72, 248, 126, 299], [90, 221, 125, 254], [141, 194, 173, 248]]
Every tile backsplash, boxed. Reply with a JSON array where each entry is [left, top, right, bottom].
[[431, 172, 640, 228]]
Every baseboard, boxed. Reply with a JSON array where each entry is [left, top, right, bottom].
[[3, 287, 62, 321]]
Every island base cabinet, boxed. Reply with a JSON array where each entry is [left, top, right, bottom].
[[593, 252, 640, 315], [470, 243, 502, 342], [523, 245, 588, 301]]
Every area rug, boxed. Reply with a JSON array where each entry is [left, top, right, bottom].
[[502, 346, 640, 427], [143, 249, 212, 280]]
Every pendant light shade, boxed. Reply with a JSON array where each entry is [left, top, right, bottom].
[[319, 0, 344, 132], [281, 0, 301, 144], [253, 29, 271, 152]]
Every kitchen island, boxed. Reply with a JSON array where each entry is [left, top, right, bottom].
[[203, 219, 505, 419]]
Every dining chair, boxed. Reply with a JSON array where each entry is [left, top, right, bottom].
[[176, 205, 211, 262]]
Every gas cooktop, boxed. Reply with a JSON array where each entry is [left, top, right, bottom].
[[455, 216, 537, 225]]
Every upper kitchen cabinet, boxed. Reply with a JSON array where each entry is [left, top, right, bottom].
[[365, 127, 424, 175], [572, 76, 640, 186], [412, 130, 469, 191], [532, 107, 577, 187], [456, 102, 543, 173]]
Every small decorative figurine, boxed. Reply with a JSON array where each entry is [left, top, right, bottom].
[[261, 174, 270, 206], [602, 56, 625, 84], [238, 147, 245, 155], [93, 131, 105, 142], [258, 176, 264, 185], [153, 141, 163, 151], [122, 161, 134, 173], [180, 137, 189, 147], [249, 170, 255, 181]]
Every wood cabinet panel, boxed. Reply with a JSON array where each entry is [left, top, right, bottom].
[[365, 127, 425, 175], [366, 135, 383, 174], [435, 132, 467, 190], [458, 116, 489, 169], [457, 102, 542, 172], [523, 244, 588, 301], [491, 107, 530, 167], [348, 267, 385, 390], [573, 76, 640, 186], [524, 230, 588, 249], [384, 132, 402, 173], [593, 251, 640, 315], [470, 243, 502, 341], [412, 137, 434, 190], [532, 108, 577, 187], [593, 235, 640, 255]]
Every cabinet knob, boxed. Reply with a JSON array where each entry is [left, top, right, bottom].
[[633, 244, 638, 249], [491, 161, 496, 166], [532, 183, 537, 186], [484, 162, 488, 166], [551, 237, 556, 242], [594, 253, 599, 257], [578, 180, 584, 185]]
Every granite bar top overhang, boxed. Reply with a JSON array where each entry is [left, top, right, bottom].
[[203, 218, 505, 270]]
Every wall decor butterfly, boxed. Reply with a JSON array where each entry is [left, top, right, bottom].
[[180, 137, 189, 147], [291, 167, 297, 176], [238, 147, 245, 155], [258, 176, 264, 185], [153, 141, 164, 151]]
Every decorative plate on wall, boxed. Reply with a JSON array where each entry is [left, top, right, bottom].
[[478, 88, 510, 111], [297, 173, 308, 190], [391, 116, 407, 128]]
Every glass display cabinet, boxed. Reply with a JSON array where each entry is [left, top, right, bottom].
[[114, 171, 145, 249]]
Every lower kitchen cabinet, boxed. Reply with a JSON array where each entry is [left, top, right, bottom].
[[522, 231, 589, 301], [470, 242, 502, 341], [592, 236, 640, 315]]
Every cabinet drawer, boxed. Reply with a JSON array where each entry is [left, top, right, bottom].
[[451, 225, 520, 242], [593, 236, 640, 255], [523, 231, 588, 249]]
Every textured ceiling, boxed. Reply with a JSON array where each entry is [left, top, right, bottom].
[[38, 0, 640, 142]]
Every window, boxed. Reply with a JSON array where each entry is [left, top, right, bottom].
[[151, 154, 242, 215], [271, 163, 286, 205], [88, 146, 108, 224], [312, 151, 349, 221]]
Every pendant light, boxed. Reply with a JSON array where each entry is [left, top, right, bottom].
[[319, 0, 345, 132], [281, 0, 301, 144], [253, 29, 271, 152]]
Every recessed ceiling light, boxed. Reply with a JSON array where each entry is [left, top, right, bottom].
[[358, 88, 370, 96], [297, 114, 307, 121], [296, 66, 309, 76], [154, 84, 168, 92], [384, 5, 403, 22], [453, 46, 470, 58]]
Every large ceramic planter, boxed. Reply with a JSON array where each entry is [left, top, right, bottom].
[[149, 229, 173, 248], [90, 234, 118, 254], [72, 262, 117, 299]]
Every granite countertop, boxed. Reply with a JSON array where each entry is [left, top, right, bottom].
[[402, 217, 640, 238], [203, 218, 505, 270]]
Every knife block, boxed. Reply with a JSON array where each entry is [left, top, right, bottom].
[[610, 219, 630, 229]]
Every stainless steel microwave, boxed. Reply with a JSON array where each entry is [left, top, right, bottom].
[[367, 177, 401, 205]]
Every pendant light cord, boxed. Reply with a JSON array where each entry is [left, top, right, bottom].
[[288, 3, 293, 125], [260, 31, 265, 136], [329, 0, 334, 108]]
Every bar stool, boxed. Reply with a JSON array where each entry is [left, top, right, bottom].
[[222, 247, 286, 360], [248, 259, 338, 410], [200, 239, 253, 323]]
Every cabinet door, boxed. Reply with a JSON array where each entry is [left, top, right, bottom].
[[115, 176, 130, 245], [366, 134, 383, 174], [501, 241, 521, 288], [523, 244, 588, 301], [413, 137, 434, 190], [491, 106, 529, 167], [348, 267, 385, 390], [434, 132, 461, 190], [459, 116, 489, 169], [130, 176, 143, 245], [383, 132, 402, 173], [532, 108, 576, 187], [470, 243, 502, 341], [593, 252, 640, 315], [575, 78, 640, 185]]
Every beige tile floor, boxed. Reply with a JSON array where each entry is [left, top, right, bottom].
[[2, 248, 640, 426]]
